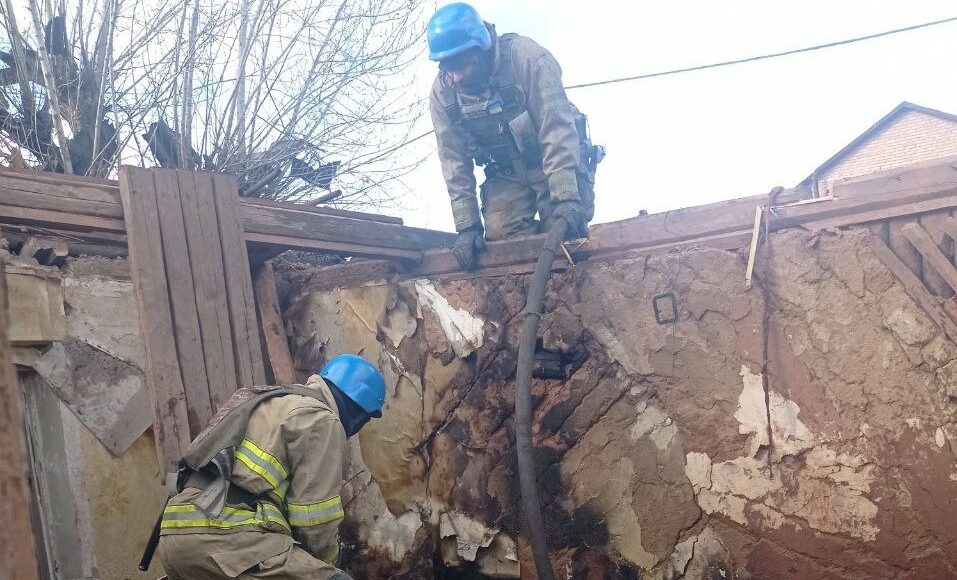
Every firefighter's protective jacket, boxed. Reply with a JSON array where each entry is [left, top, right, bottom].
[[159, 375, 349, 565]]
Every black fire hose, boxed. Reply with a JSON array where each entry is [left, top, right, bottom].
[[515, 217, 568, 580]]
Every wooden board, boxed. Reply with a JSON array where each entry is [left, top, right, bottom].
[[177, 170, 237, 411], [889, 218, 923, 283], [900, 222, 957, 294], [240, 203, 454, 251], [872, 237, 957, 345], [241, 196, 405, 225], [120, 167, 276, 464], [253, 262, 296, 384], [245, 232, 422, 260], [211, 172, 267, 387], [118, 167, 192, 470], [152, 170, 213, 434], [0, 261, 42, 580], [918, 210, 954, 297]]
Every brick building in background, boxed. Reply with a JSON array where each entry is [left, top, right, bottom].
[[800, 101, 957, 198]]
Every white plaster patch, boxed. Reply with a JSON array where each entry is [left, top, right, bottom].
[[735, 365, 813, 459], [685, 452, 712, 494], [414, 279, 485, 358], [936, 427, 947, 449], [906, 417, 922, 429]]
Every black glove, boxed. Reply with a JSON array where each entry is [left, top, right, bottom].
[[552, 200, 588, 239], [453, 228, 487, 270]]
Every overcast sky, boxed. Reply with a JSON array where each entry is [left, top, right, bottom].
[[390, 0, 957, 230]]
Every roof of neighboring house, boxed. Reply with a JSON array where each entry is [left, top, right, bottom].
[[799, 101, 957, 190]]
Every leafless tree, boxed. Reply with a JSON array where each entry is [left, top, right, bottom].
[[0, 0, 428, 207]]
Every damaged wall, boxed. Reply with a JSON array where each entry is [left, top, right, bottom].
[[284, 226, 957, 579], [7, 254, 166, 579]]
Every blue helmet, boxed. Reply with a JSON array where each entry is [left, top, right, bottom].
[[427, 2, 492, 62], [320, 354, 386, 417]]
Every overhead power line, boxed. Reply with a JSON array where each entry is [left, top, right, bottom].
[[565, 15, 957, 90], [374, 15, 957, 157]]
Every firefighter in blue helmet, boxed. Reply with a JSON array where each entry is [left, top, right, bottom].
[[157, 354, 386, 579], [428, 2, 602, 270]]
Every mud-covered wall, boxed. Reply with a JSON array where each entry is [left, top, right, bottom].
[[285, 227, 957, 579]]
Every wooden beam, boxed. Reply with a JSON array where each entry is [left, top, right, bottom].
[[776, 161, 957, 231], [0, 168, 450, 259], [0, 261, 42, 580], [118, 167, 192, 470], [901, 221, 957, 293], [153, 170, 213, 434], [211, 172, 267, 387], [889, 218, 923, 283], [0, 203, 125, 232], [253, 262, 296, 384], [3, 159, 957, 272], [918, 210, 954, 298], [177, 170, 237, 411], [241, 196, 405, 225], [245, 232, 422, 261], [871, 236, 957, 346], [240, 203, 453, 251]]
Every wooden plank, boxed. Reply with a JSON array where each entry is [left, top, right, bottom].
[[118, 166, 191, 469], [189, 172, 240, 404], [416, 208, 759, 278], [0, 168, 407, 224], [241, 196, 405, 225], [0, 167, 118, 187], [308, 228, 753, 290], [889, 218, 923, 282], [744, 206, 763, 289], [177, 170, 236, 411], [871, 237, 957, 346], [900, 222, 957, 294], [0, 171, 121, 205], [830, 155, 957, 199], [773, 161, 957, 231], [245, 232, 422, 260], [153, 169, 212, 434], [0, 203, 125, 232], [211, 172, 266, 387], [0, 189, 123, 218], [0, 261, 42, 580], [241, 203, 455, 251], [253, 261, 296, 384], [918, 211, 954, 297], [867, 221, 889, 245]]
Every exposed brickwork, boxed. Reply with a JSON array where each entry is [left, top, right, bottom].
[[819, 110, 957, 195]]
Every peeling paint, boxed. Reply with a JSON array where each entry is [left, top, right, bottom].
[[439, 511, 497, 562], [414, 279, 485, 358]]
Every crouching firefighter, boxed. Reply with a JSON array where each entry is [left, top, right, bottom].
[[147, 354, 386, 579], [428, 2, 605, 270]]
